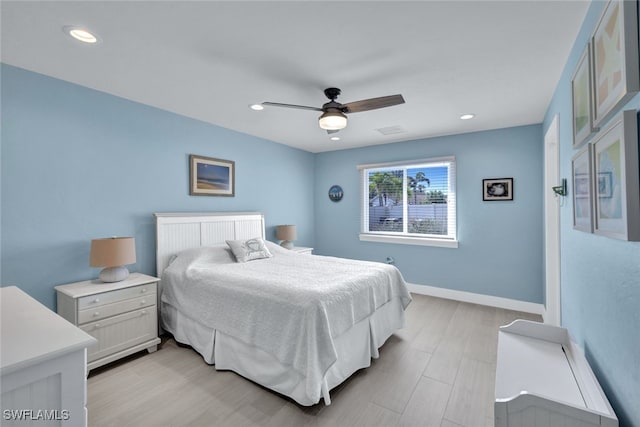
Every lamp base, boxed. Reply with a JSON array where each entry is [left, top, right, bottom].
[[280, 240, 294, 250], [98, 266, 130, 283]]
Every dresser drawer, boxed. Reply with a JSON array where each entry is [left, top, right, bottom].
[[78, 294, 155, 324], [81, 307, 157, 363], [78, 283, 156, 310]]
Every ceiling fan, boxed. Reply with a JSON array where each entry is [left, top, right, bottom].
[[261, 88, 405, 134]]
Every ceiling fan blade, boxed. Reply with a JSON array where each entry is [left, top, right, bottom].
[[342, 94, 405, 114], [262, 102, 323, 112], [326, 129, 340, 135]]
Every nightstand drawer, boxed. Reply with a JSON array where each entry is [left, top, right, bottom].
[[78, 294, 156, 324], [81, 307, 157, 363], [78, 283, 156, 310]]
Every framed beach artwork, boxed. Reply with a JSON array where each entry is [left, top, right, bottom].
[[572, 145, 593, 232], [591, 0, 639, 128], [591, 110, 639, 241], [571, 43, 597, 148], [482, 178, 513, 201], [189, 154, 235, 197]]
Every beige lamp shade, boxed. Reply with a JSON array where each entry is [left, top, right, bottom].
[[90, 237, 136, 282], [276, 225, 296, 249], [276, 225, 297, 241]]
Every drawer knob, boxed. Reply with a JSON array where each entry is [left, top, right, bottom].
[[94, 311, 100, 317], [141, 288, 147, 293], [95, 323, 101, 328], [141, 310, 147, 315], [140, 300, 146, 305], [93, 298, 100, 303]]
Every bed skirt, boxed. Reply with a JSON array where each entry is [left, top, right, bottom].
[[161, 297, 406, 406]]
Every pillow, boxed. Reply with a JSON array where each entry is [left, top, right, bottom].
[[226, 237, 273, 263], [203, 244, 236, 264]]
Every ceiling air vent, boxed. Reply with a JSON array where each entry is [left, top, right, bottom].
[[376, 125, 407, 135]]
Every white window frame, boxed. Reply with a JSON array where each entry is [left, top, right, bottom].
[[358, 156, 458, 248]]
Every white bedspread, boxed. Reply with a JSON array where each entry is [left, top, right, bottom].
[[160, 242, 411, 401]]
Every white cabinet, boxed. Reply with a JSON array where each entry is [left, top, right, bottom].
[[1, 286, 96, 427], [55, 273, 161, 372], [495, 320, 617, 427]]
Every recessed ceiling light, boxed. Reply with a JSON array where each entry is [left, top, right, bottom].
[[330, 136, 340, 141], [63, 26, 100, 44], [460, 114, 475, 120], [250, 104, 264, 111]]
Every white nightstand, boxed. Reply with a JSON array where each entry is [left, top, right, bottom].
[[290, 246, 314, 255], [55, 273, 161, 372]]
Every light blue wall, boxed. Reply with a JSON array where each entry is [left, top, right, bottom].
[[1, 64, 315, 309], [543, 2, 640, 426], [314, 125, 544, 303]]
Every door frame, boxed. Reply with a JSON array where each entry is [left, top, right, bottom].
[[544, 114, 561, 326]]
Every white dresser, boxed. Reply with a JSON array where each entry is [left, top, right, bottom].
[[55, 273, 161, 372], [1, 286, 97, 427], [495, 320, 617, 427]]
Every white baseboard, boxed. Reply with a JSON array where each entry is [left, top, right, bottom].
[[407, 283, 545, 316]]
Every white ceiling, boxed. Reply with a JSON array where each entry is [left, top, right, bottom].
[[1, 1, 589, 153]]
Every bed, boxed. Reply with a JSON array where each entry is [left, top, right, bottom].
[[155, 212, 411, 406]]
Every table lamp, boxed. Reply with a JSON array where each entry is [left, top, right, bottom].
[[276, 225, 296, 249], [90, 237, 136, 283]]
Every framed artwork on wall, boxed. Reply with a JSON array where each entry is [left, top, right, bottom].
[[572, 145, 593, 232], [597, 172, 613, 198], [591, 0, 639, 128], [482, 178, 513, 201], [592, 110, 639, 241], [571, 43, 597, 148], [189, 154, 235, 197]]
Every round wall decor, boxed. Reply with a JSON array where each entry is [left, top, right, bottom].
[[328, 185, 343, 202]]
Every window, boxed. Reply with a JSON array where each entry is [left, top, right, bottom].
[[358, 156, 457, 248]]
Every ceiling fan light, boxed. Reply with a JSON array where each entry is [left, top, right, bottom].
[[318, 110, 347, 130]]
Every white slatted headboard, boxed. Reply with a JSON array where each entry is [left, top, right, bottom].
[[154, 212, 266, 279]]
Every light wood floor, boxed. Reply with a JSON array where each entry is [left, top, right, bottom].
[[87, 294, 541, 427]]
